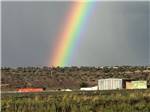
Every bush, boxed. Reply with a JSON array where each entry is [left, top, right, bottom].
[[80, 82, 89, 88]]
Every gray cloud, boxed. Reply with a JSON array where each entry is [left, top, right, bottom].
[[2, 1, 149, 67]]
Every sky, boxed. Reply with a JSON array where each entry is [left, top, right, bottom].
[[2, 1, 150, 67]]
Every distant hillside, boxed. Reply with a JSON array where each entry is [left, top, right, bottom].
[[1, 66, 150, 91]]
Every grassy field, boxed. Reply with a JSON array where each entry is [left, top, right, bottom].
[[2, 89, 150, 112]]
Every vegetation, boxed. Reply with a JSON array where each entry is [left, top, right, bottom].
[[1, 66, 150, 112], [80, 82, 89, 87], [1, 66, 150, 90], [2, 90, 150, 112]]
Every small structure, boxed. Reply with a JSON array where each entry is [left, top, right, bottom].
[[17, 88, 45, 93], [61, 89, 72, 91], [80, 86, 98, 91], [126, 81, 147, 89], [113, 66, 119, 69], [98, 78, 123, 90]]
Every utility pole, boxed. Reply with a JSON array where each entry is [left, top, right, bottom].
[[50, 70, 53, 77]]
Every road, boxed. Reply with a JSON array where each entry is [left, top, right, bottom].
[[1, 90, 75, 94]]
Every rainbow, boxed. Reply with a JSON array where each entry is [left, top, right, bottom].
[[49, 1, 93, 67]]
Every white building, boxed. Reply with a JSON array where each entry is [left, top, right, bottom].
[[98, 78, 123, 90], [61, 89, 72, 91], [80, 86, 98, 91]]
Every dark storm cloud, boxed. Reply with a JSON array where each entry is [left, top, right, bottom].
[[2, 2, 71, 67], [148, 2, 150, 65], [2, 1, 149, 67]]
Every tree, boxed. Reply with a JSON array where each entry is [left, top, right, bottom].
[[80, 82, 88, 88]]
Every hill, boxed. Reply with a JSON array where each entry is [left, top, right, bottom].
[[1, 66, 150, 91]]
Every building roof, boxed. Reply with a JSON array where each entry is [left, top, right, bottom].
[[98, 78, 122, 80]]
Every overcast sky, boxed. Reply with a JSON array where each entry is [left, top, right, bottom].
[[2, 1, 150, 67]]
